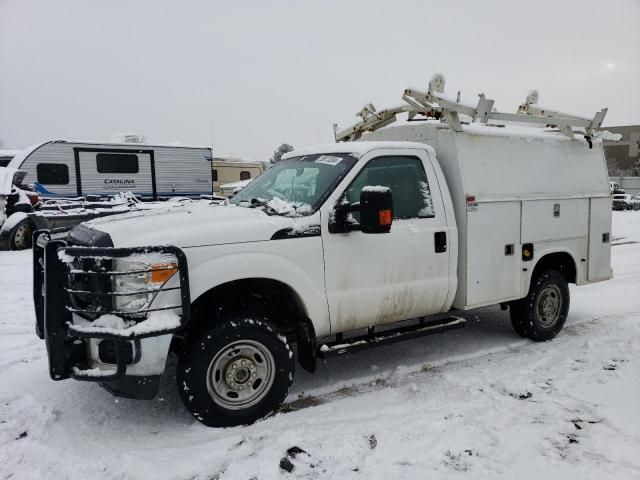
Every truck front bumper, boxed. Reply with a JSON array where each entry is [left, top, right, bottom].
[[33, 230, 191, 399]]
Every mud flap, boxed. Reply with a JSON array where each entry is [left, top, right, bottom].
[[297, 320, 317, 373]]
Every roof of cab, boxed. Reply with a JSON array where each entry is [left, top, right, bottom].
[[282, 141, 436, 160]]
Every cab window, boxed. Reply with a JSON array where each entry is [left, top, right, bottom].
[[345, 156, 435, 219]]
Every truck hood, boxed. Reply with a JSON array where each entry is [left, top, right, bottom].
[[82, 204, 318, 248]]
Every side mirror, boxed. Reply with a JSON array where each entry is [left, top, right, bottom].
[[359, 186, 393, 234]]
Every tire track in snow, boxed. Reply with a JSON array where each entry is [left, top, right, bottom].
[[282, 310, 640, 412]]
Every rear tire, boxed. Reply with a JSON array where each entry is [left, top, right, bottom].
[[176, 317, 294, 427], [510, 270, 569, 341]]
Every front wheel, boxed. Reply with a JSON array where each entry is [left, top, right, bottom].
[[510, 270, 569, 341], [177, 318, 294, 427]]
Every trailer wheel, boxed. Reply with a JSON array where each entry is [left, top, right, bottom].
[[510, 270, 569, 341], [9, 218, 35, 250], [176, 317, 294, 427]]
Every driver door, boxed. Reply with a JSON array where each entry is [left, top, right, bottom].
[[320, 150, 451, 333]]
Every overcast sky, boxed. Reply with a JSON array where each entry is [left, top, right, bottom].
[[1, 0, 638, 160]]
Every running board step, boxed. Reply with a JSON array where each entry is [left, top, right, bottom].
[[317, 316, 466, 359]]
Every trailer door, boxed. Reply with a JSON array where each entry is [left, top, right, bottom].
[[75, 148, 154, 198]]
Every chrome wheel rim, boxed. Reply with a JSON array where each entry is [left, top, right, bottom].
[[206, 340, 275, 410], [537, 284, 562, 327]]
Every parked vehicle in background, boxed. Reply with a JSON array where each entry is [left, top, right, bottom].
[[0, 167, 38, 249], [32, 75, 613, 427], [219, 178, 253, 197], [609, 177, 640, 197], [0, 177, 224, 251], [212, 156, 265, 195], [8, 140, 212, 200], [609, 181, 625, 195], [612, 194, 639, 210]]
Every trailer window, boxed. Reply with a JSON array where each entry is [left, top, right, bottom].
[[36, 163, 69, 185], [240, 171, 251, 181], [96, 153, 139, 174], [212, 169, 218, 182], [345, 156, 435, 219]]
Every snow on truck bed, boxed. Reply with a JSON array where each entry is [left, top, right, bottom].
[[0, 213, 639, 479]]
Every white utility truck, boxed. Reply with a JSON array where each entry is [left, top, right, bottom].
[[33, 75, 612, 427]]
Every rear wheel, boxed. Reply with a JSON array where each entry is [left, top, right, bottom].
[[9, 218, 34, 250], [176, 317, 294, 427], [510, 270, 569, 341]]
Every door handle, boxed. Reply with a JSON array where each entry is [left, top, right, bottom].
[[434, 231, 447, 253]]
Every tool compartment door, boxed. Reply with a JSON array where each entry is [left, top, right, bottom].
[[465, 201, 521, 306], [588, 197, 612, 282]]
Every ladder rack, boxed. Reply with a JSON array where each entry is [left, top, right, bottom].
[[334, 74, 608, 143]]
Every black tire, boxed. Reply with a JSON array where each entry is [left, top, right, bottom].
[[510, 270, 569, 341], [176, 317, 295, 427], [9, 218, 35, 250]]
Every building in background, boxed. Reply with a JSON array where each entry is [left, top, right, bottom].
[[603, 125, 640, 176], [603, 125, 640, 195]]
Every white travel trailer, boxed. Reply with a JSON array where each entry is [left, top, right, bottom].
[[9, 140, 212, 199]]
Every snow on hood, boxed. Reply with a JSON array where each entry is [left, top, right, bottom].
[[84, 203, 314, 248]]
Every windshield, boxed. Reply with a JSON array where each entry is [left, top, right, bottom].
[[231, 153, 357, 215]]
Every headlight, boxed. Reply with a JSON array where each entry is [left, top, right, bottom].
[[113, 254, 178, 315]]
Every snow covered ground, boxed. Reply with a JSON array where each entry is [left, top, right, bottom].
[[0, 212, 639, 479]]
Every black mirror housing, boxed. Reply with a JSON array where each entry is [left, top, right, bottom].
[[359, 186, 393, 234]]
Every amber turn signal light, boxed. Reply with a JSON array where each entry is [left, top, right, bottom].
[[378, 209, 392, 226], [149, 263, 178, 284]]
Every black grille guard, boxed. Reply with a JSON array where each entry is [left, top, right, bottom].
[[32, 229, 191, 382]]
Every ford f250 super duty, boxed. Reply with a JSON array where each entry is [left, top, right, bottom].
[[32, 77, 613, 427]]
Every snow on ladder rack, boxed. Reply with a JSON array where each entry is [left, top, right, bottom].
[[334, 73, 608, 145]]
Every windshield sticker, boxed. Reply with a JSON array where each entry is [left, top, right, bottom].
[[315, 155, 343, 166]]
